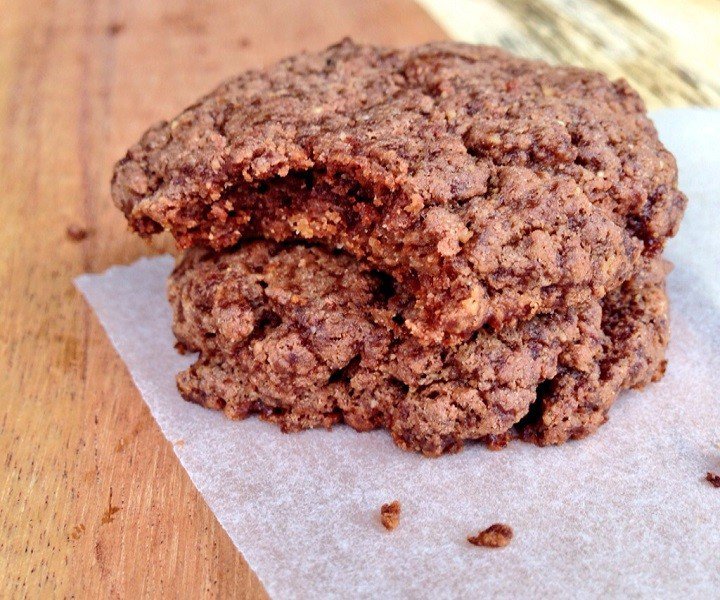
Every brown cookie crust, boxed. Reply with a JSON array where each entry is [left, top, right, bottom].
[[115, 39, 686, 345], [168, 241, 669, 456]]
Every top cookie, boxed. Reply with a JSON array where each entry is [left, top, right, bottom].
[[112, 39, 686, 345]]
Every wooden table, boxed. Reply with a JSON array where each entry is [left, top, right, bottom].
[[2, 1, 718, 597]]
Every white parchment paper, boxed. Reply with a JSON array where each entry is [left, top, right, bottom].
[[76, 109, 720, 599]]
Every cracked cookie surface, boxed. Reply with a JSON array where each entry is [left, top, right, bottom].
[[168, 241, 669, 456], [114, 39, 686, 345]]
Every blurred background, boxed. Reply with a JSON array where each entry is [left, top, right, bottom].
[[420, 0, 720, 108]]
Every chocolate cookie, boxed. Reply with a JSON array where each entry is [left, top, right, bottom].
[[113, 39, 686, 345], [168, 241, 669, 456]]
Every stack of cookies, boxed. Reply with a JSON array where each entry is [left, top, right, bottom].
[[112, 40, 686, 455]]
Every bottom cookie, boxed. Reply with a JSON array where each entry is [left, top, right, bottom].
[[168, 242, 669, 456]]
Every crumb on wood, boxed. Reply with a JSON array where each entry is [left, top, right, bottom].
[[380, 500, 401, 531], [68, 523, 85, 541], [468, 523, 513, 548], [237, 36, 251, 49], [707, 472, 720, 488], [114, 437, 126, 453], [100, 488, 122, 525], [66, 224, 90, 241], [106, 21, 125, 36]]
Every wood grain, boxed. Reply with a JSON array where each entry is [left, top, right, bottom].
[[0, 1, 444, 598], [418, 0, 720, 108], [2, 0, 718, 598]]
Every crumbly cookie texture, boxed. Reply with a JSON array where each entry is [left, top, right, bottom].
[[114, 39, 686, 345], [168, 241, 669, 456]]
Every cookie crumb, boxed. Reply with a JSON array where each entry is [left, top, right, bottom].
[[100, 488, 122, 525], [106, 21, 125, 36], [707, 472, 720, 488], [468, 523, 513, 548], [380, 500, 401, 531], [484, 432, 511, 451], [66, 224, 90, 241]]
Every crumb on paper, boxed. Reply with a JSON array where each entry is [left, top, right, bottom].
[[66, 224, 90, 241], [174, 439, 186, 448], [380, 500, 401, 531], [468, 523, 513, 548], [707, 472, 720, 488]]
